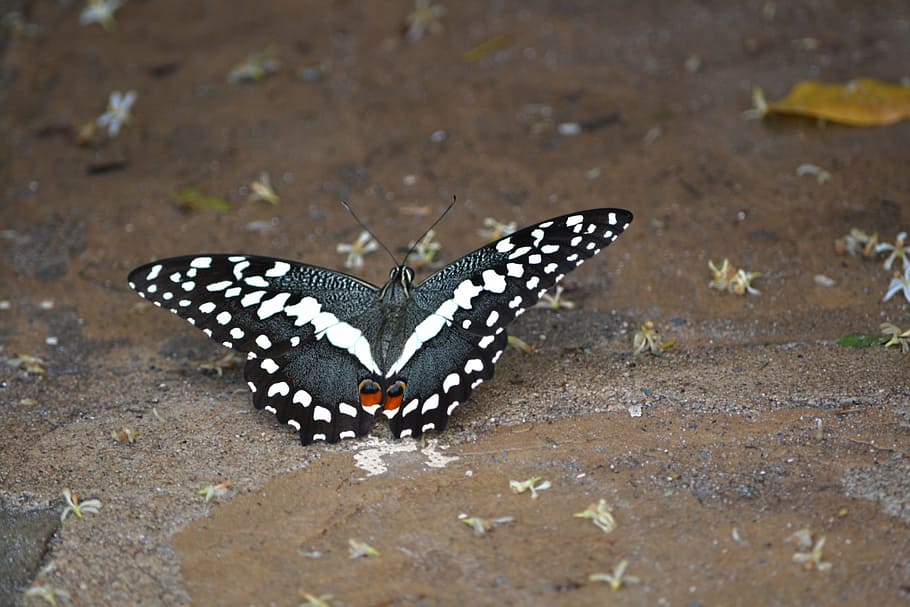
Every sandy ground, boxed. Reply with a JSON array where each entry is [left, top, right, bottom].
[[1, 1, 909, 605]]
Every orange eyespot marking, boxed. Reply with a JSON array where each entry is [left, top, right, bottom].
[[383, 380, 407, 412], [359, 379, 382, 408]]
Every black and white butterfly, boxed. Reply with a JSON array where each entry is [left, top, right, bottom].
[[128, 208, 633, 445]]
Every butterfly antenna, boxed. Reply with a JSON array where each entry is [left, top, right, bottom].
[[340, 200, 399, 266], [400, 197, 457, 266]]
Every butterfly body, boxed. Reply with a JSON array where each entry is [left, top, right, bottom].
[[128, 208, 632, 445]]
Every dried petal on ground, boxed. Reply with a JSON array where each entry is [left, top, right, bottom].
[[96, 90, 136, 137], [883, 266, 910, 304], [458, 513, 514, 536], [796, 163, 831, 184], [336, 231, 379, 269], [111, 427, 140, 444], [881, 322, 910, 353], [573, 499, 616, 534], [874, 231, 909, 272], [835, 229, 878, 258], [228, 49, 280, 83], [197, 480, 233, 503], [6, 353, 46, 374], [632, 320, 676, 356], [247, 173, 280, 205], [535, 285, 576, 310], [750, 79, 910, 126], [348, 538, 380, 559], [60, 488, 102, 522], [708, 259, 762, 295], [479, 217, 517, 241], [24, 584, 71, 606], [589, 559, 640, 591], [464, 35, 510, 62], [80, 0, 123, 31], [509, 477, 551, 499], [171, 187, 232, 212], [403, 0, 446, 42], [788, 529, 833, 571]]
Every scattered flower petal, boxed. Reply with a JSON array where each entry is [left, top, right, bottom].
[[573, 499, 616, 534], [337, 231, 379, 269], [403, 0, 446, 42], [789, 529, 833, 571], [632, 320, 675, 356], [708, 258, 762, 295], [535, 285, 576, 310], [197, 480, 233, 503], [228, 49, 280, 84], [881, 322, 910, 352], [96, 90, 136, 137], [509, 477, 551, 499], [60, 489, 101, 522], [796, 163, 831, 184], [479, 217, 517, 242], [589, 559, 640, 591], [458, 513, 514, 536], [348, 538, 380, 559], [79, 0, 123, 31], [246, 173, 280, 205]]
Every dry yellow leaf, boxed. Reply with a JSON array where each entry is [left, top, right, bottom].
[[755, 79, 910, 126]]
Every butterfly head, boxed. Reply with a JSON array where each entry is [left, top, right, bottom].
[[380, 265, 416, 301]]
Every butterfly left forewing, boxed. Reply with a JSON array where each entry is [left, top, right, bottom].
[[129, 254, 382, 443]]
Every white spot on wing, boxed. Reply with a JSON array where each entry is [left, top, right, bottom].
[[421, 394, 440, 413], [443, 373, 461, 392], [145, 264, 162, 280], [199, 302, 216, 314], [313, 406, 332, 423], [284, 297, 320, 326], [482, 269, 506, 293], [230, 327, 245, 339], [339, 403, 358, 417], [268, 381, 290, 396], [486, 310, 500, 327], [257, 292, 292, 319], [241, 291, 266, 307], [190, 257, 212, 269], [255, 334, 272, 350], [541, 244, 559, 254], [260, 358, 280, 374], [403, 399, 420, 416], [293, 390, 312, 407], [266, 261, 291, 277], [495, 237, 514, 253], [216, 311, 231, 325], [506, 263, 524, 278], [325, 323, 362, 349], [478, 334, 496, 348], [465, 358, 483, 373], [288, 420, 301, 431], [245, 276, 269, 288], [339, 430, 356, 439], [566, 214, 584, 227], [232, 260, 250, 280], [453, 279, 483, 309], [207, 280, 232, 292]]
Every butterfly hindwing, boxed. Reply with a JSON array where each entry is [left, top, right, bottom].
[[243, 336, 374, 444], [386, 208, 634, 437]]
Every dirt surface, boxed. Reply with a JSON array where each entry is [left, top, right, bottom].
[[2, 1, 909, 605]]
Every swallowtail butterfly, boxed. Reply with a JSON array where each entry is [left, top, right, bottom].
[[128, 208, 632, 444]]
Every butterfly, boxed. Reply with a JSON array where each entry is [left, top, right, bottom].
[[128, 208, 633, 445]]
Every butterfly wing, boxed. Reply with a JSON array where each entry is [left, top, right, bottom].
[[388, 208, 633, 438], [128, 254, 381, 443]]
